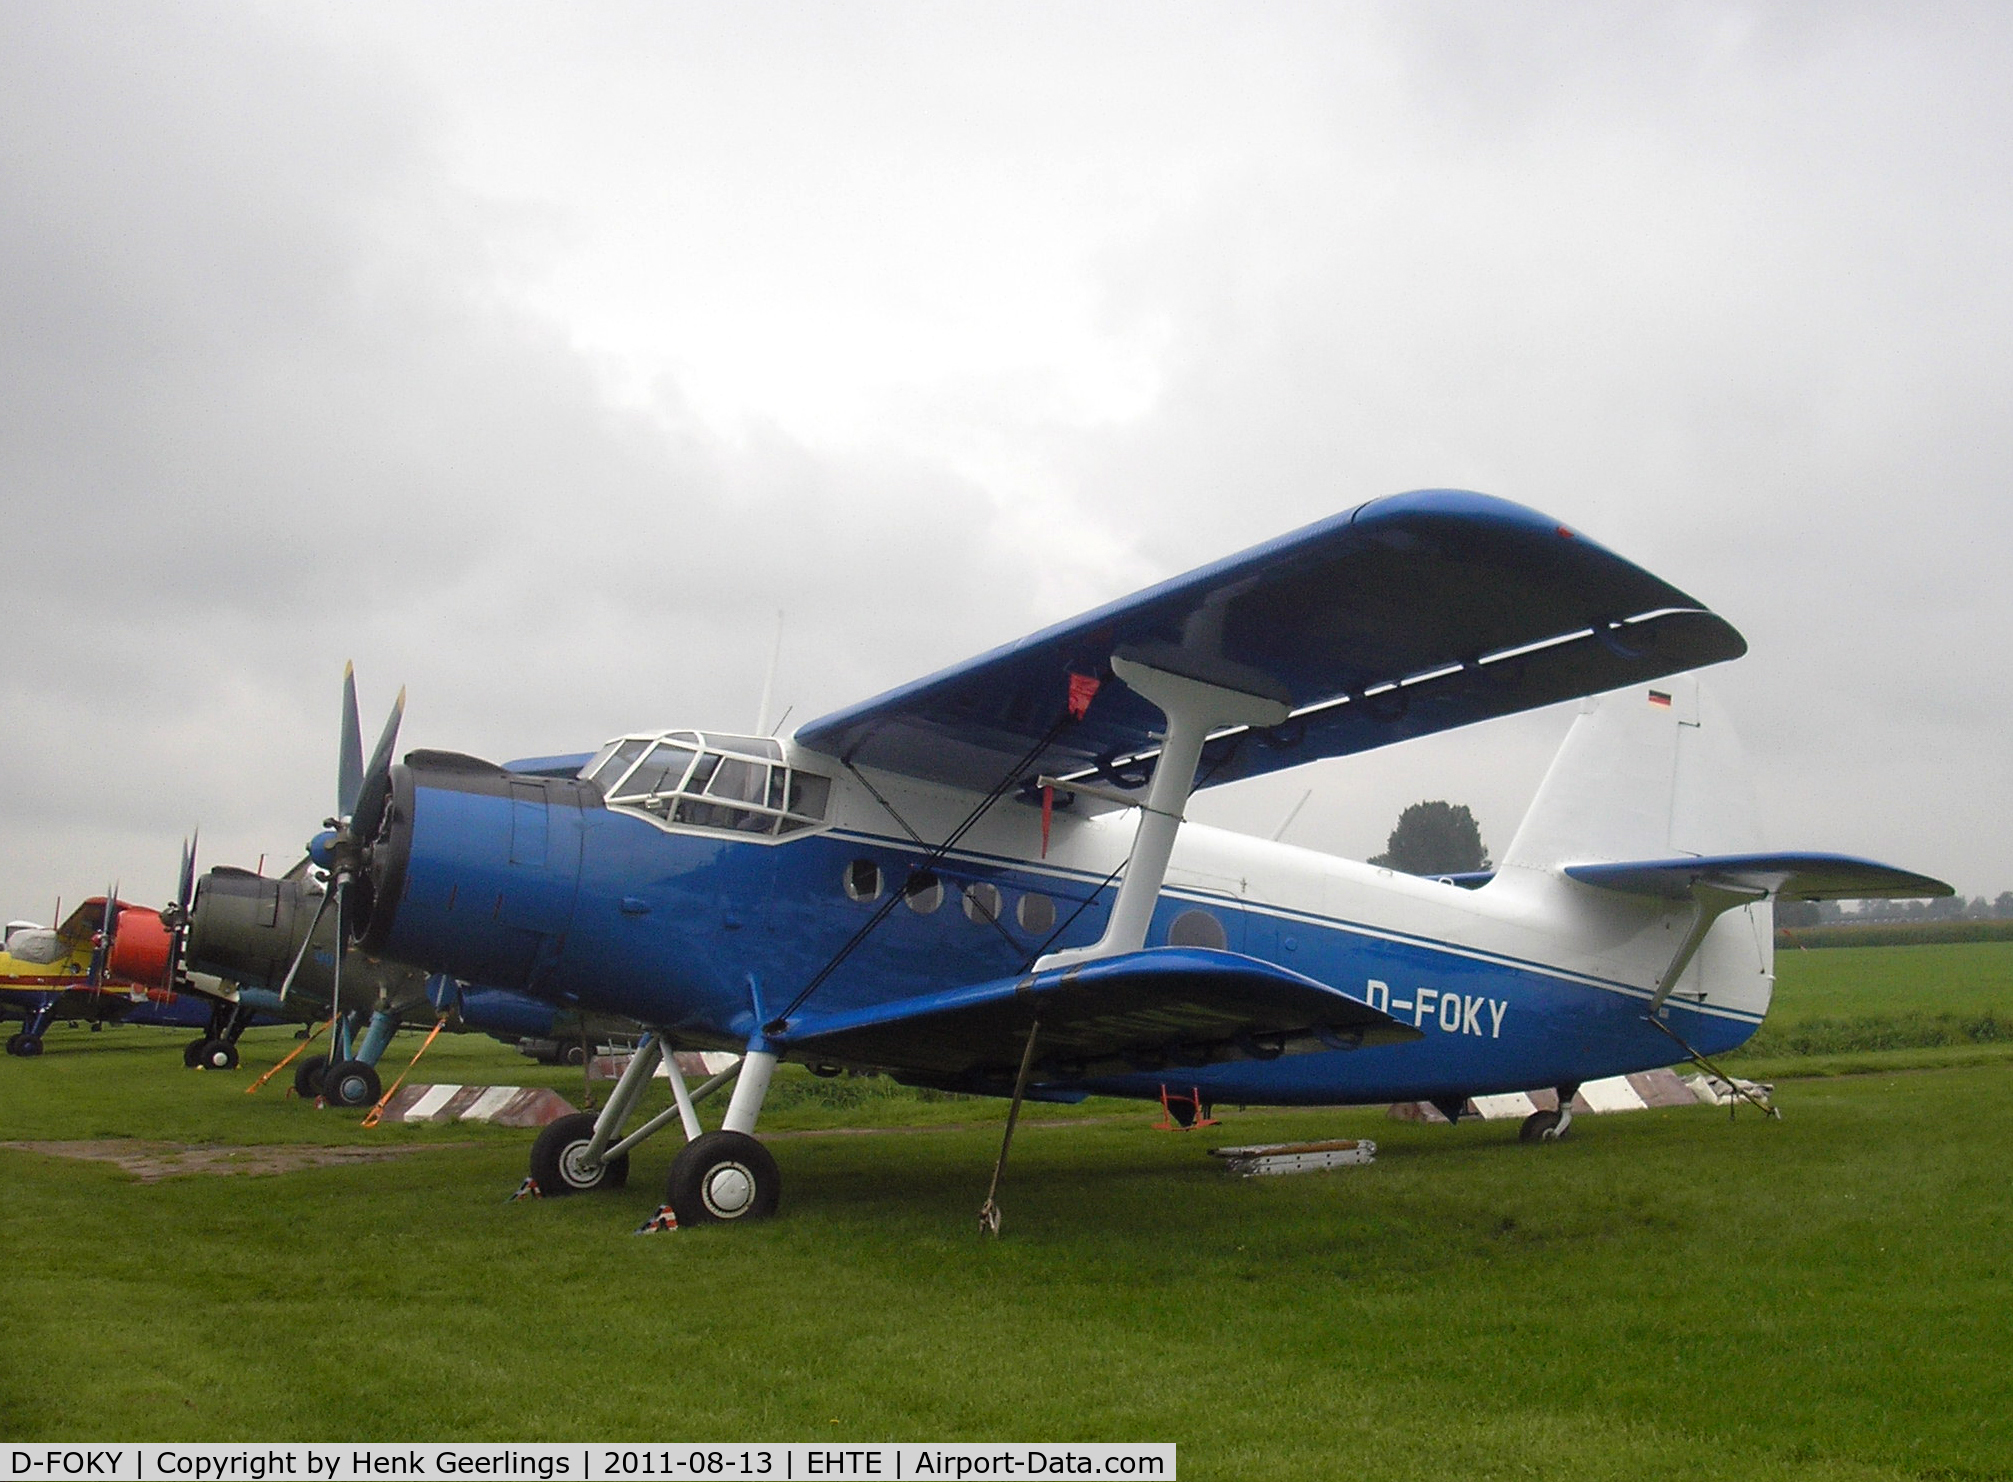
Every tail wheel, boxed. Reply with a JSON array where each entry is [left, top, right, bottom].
[[294, 1055, 330, 1100], [667, 1130, 780, 1225], [1518, 1108, 1566, 1143], [528, 1111, 630, 1195], [323, 1059, 382, 1108]]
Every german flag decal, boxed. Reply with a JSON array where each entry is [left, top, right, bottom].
[[1648, 690, 1672, 707]]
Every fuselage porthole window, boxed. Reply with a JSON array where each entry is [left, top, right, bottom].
[[1016, 892, 1055, 935], [1168, 908, 1227, 951], [963, 881, 1003, 926], [845, 859, 883, 902], [904, 871, 944, 914]]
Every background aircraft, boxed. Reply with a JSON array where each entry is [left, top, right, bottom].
[[289, 489, 1947, 1225], [1, 894, 222, 1056], [174, 852, 635, 1102]]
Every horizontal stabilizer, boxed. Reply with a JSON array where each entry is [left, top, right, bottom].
[[777, 947, 1420, 1082], [1565, 852, 1952, 902], [796, 490, 1745, 796]]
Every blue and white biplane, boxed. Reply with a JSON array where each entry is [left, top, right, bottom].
[[310, 490, 1947, 1225]]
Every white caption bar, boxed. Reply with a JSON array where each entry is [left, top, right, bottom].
[[5, 1444, 1176, 1482]]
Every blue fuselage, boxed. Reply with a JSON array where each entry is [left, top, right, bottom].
[[361, 761, 1761, 1107]]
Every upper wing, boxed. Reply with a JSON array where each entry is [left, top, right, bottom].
[[54, 897, 113, 945], [778, 946, 1419, 1084], [1565, 852, 1953, 902], [795, 489, 1746, 795]]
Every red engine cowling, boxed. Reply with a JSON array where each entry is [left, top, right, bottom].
[[106, 907, 173, 989]]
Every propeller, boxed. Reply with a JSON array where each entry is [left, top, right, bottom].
[[87, 883, 120, 988], [278, 666, 404, 1013], [157, 833, 199, 984]]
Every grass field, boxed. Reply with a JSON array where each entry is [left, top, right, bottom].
[[1731, 941, 2013, 1078], [2, 948, 2009, 1478]]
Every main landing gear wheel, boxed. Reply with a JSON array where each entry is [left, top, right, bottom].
[[1519, 1108, 1567, 1143], [528, 1112, 630, 1194], [667, 1130, 780, 1225], [294, 1055, 330, 1100], [183, 1038, 209, 1068], [322, 1059, 382, 1108], [193, 1039, 239, 1071], [7, 1033, 43, 1057]]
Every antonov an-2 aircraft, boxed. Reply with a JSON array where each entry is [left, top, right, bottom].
[[309, 490, 1946, 1226]]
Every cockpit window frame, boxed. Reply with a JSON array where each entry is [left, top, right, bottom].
[[594, 729, 834, 844]]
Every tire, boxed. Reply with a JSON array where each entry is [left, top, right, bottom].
[[667, 1130, 780, 1225], [197, 1039, 239, 1071], [1519, 1108, 1565, 1143], [323, 1059, 382, 1108], [295, 1055, 330, 1100], [528, 1111, 630, 1195], [184, 1038, 209, 1068], [7, 1033, 39, 1057], [562, 1043, 587, 1067]]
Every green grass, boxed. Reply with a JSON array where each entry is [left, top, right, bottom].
[[1725, 942, 2013, 1078], [3, 1021, 2011, 1477]]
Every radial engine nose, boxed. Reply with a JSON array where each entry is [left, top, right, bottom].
[[355, 750, 597, 991]]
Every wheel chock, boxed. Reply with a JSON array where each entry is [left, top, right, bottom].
[[635, 1204, 679, 1234], [508, 1176, 543, 1203]]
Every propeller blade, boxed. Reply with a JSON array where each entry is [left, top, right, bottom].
[[277, 885, 335, 1005], [350, 687, 406, 842], [89, 885, 120, 987], [178, 832, 199, 915], [329, 877, 349, 1018], [338, 663, 364, 821]]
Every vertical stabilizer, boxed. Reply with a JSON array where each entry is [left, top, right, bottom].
[[1501, 674, 1762, 874]]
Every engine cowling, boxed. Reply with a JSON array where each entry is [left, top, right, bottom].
[[106, 907, 173, 989], [359, 751, 597, 994]]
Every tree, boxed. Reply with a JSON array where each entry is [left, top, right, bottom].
[[1368, 800, 1490, 875]]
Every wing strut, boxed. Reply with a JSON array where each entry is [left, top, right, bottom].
[[976, 1015, 1043, 1239], [1035, 655, 1288, 971]]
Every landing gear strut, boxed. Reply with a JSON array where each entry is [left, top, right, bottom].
[[8, 998, 57, 1056], [322, 1059, 382, 1108], [667, 1131, 779, 1223], [1519, 1084, 1579, 1143], [295, 1055, 330, 1099], [516, 1032, 760, 1218], [185, 1000, 255, 1070], [530, 1112, 630, 1193]]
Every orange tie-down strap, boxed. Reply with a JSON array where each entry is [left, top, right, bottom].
[[362, 1019, 451, 1128], [246, 1018, 328, 1095]]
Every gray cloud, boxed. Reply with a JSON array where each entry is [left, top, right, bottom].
[[2, 1, 2007, 916]]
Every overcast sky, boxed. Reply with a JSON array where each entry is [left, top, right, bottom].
[[3, 0, 2008, 918]]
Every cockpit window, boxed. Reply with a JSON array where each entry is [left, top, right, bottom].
[[621, 743, 695, 800], [589, 739, 651, 792], [707, 757, 766, 804], [597, 730, 833, 839]]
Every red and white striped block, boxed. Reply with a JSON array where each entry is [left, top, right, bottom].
[[1389, 1067, 1710, 1124], [588, 1049, 741, 1082], [377, 1084, 578, 1128]]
